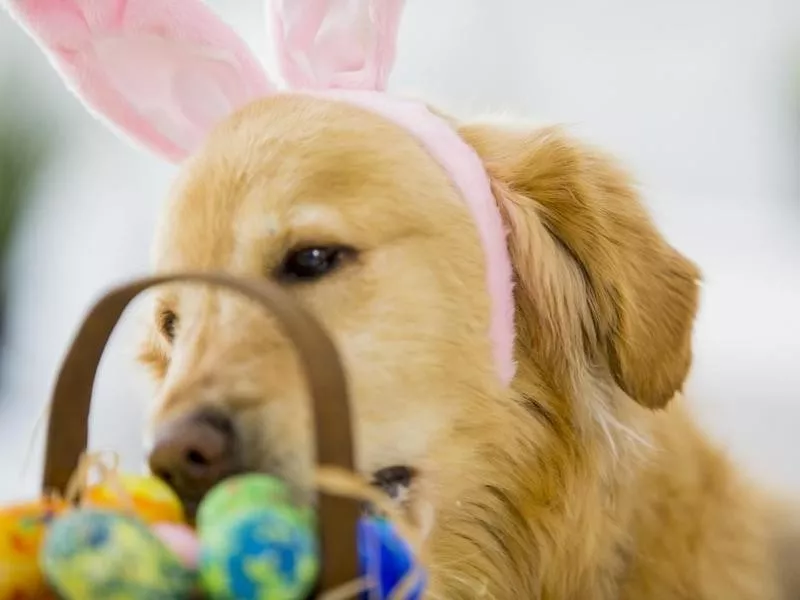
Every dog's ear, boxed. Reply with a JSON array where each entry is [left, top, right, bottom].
[[460, 124, 701, 409]]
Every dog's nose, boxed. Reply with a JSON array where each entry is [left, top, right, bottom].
[[148, 409, 242, 515]]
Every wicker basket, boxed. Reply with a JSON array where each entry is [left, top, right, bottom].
[[40, 272, 371, 596]]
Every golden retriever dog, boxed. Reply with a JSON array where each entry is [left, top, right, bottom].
[[137, 96, 797, 599], [9, 0, 797, 597]]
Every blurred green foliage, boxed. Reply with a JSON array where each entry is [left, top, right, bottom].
[[0, 119, 46, 264], [0, 106, 50, 354]]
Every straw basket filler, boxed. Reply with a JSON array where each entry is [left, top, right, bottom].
[[0, 273, 422, 600]]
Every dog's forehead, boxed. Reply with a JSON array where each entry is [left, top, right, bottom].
[[153, 95, 473, 271], [171, 96, 453, 211], [207, 95, 427, 173]]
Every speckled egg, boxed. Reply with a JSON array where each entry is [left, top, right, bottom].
[[196, 474, 298, 531], [41, 509, 195, 600], [83, 474, 184, 524], [199, 507, 319, 600], [0, 497, 65, 599]]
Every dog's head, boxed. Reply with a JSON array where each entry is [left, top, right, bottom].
[[137, 94, 700, 509], [140, 96, 510, 518], [11, 0, 701, 591]]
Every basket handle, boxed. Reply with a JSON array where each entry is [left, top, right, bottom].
[[40, 272, 360, 590]]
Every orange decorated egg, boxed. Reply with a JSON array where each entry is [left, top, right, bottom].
[[83, 474, 184, 525], [0, 497, 65, 598]]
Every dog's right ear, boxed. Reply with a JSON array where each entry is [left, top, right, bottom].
[[6, 0, 275, 161], [461, 123, 701, 409]]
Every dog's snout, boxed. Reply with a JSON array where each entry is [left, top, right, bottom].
[[148, 409, 242, 515]]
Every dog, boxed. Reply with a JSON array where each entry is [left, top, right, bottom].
[[8, 0, 797, 597], [136, 95, 796, 599]]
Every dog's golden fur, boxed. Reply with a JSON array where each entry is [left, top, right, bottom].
[[140, 95, 797, 599]]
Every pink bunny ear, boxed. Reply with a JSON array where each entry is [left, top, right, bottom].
[[6, 0, 276, 161], [269, 0, 405, 91]]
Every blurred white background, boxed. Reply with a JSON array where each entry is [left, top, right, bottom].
[[0, 0, 797, 501]]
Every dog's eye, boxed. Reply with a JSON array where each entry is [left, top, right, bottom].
[[277, 246, 352, 282], [159, 310, 178, 342]]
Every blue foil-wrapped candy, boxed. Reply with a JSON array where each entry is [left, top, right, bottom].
[[358, 517, 425, 599]]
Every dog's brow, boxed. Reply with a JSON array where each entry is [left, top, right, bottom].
[[234, 204, 346, 244], [234, 210, 282, 241], [288, 204, 346, 231]]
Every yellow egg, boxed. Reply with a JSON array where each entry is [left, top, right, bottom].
[[83, 474, 184, 525], [0, 497, 65, 598]]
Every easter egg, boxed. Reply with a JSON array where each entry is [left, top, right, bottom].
[[83, 474, 184, 524], [358, 517, 425, 599], [199, 507, 319, 600], [196, 474, 297, 531], [0, 498, 65, 599], [41, 509, 195, 600]]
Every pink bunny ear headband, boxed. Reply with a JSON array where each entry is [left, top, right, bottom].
[[5, 0, 516, 385]]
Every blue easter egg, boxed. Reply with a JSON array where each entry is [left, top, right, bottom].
[[41, 509, 195, 600], [199, 507, 319, 600], [358, 517, 425, 600]]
